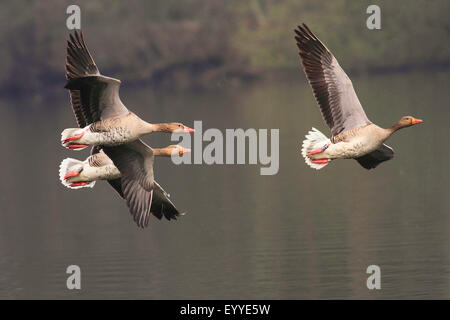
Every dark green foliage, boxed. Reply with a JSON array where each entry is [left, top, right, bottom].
[[0, 0, 448, 92]]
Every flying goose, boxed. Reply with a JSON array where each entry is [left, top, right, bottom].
[[61, 30, 194, 151], [59, 143, 190, 227], [295, 24, 422, 170]]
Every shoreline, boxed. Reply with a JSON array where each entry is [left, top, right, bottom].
[[1, 61, 449, 98]]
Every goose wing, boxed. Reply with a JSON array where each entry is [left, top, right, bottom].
[[90, 147, 181, 221], [150, 181, 183, 221], [102, 178, 182, 221], [88, 147, 115, 167], [355, 144, 394, 169], [65, 30, 129, 127], [295, 24, 371, 137], [102, 140, 155, 228]]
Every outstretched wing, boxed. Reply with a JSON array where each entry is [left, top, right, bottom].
[[355, 144, 394, 169], [295, 24, 371, 137], [65, 30, 128, 127], [150, 181, 183, 221], [102, 140, 155, 228]]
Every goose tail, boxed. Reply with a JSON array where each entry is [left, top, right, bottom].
[[60, 128, 89, 150], [301, 128, 331, 170], [59, 158, 95, 189]]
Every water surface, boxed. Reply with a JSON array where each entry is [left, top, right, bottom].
[[0, 71, 448, 299]]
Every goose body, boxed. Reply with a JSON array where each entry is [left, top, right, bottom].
[[61, 113, 164, 150], [61, 31, 193, 151], [59, 149, 120, 189], [311, 124, 389, 159], [60, 143, 189, 227], [295, 24, 422, 170]]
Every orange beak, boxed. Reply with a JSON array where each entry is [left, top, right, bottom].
[[183, 127, 195, 133], [179, 147, 191, 155], [411, 118, 423, 125]]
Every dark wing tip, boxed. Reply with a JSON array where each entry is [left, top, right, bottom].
[[65, 29, 99, 80], [294, 23, 321, 49], [68, 29, 83, 42], [149, 181, 183, 221]]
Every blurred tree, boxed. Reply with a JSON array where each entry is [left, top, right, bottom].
[[0, 0, 448, 93]]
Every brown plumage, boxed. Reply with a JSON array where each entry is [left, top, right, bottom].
[[61, 30, 192, 226], [296, 24, 423, 170], [295, 24, 370, 137], [102, 140, 155, 227], [61, 30, 194, 151], [59, 145, 184, 227], [65, 31, 104, 127], [100, 142, 187, 227]]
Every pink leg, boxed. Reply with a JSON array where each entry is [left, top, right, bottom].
[[307, 143, 330, 156], [68, 144, 89, 150], [64, 171, 80, 180], [311, 158, 330, 164], [70, 182, 87, 187], [62, 131, 85, 144]]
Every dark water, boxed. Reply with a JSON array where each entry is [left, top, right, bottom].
[[0, 71, 448, 299]]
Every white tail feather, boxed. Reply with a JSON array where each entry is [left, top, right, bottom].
[[59, 158, 95, 189], [301, 127, 331, 170], [61, 128, 79, 142]]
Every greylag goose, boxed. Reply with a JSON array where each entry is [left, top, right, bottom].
[[295, 24, 422, 170], [59, 143, 190, 227], [61, 30, 194, 151]]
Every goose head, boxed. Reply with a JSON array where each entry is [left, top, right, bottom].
[[168, 123, 195, 133], [393, 116, 423, 130], [153, 145, 191, 157], [168, 145, 191, 156]]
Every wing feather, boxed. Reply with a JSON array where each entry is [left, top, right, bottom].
[[295, 24, 371, 137], [355, 144, 394, 169], [65, 30, 128, 126], [151, 181, 182, 221], [90, 146, 182, 223], [102, 140, 155, 228]]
